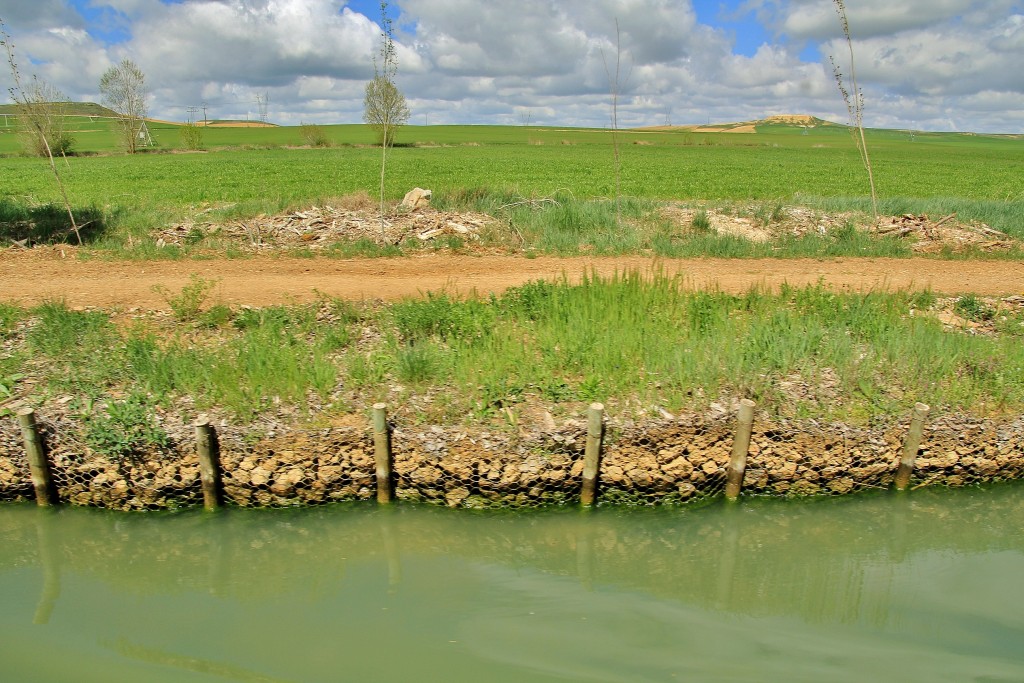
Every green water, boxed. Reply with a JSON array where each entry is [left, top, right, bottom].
[[1, 486, 1023, 683]]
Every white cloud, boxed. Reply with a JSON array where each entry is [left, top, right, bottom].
[[0, 0, 1021, 132]]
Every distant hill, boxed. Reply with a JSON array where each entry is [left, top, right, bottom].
[[0, 101, 119, 118], [758, 114, 836, 127], [635, 114, 839, 133]]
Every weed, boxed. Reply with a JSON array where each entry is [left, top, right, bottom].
[[691, 209, 712, 232], [199, 303, 234, 328], [753, 200, 785, 227], [0, 303, 23, 338], [28, 300, 114, 357], [84, 392, 169, 459], [0, 372, 24, 399], [153, 275, 218, 322], [395, 341, 444, 385], [954, 295, 995, 323]]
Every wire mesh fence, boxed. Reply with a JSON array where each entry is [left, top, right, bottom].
[[2, 407, 1024, 511]]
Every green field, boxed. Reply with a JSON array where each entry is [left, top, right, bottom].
[[1, 112, 1022, 253]]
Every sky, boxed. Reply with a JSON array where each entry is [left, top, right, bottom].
[[0, 0, 1022, 132]]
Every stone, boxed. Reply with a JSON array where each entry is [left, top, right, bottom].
[[399, 187, 432, 211]]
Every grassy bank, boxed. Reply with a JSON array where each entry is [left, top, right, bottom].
[[2, 274, 1023, 452]]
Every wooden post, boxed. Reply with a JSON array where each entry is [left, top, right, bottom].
[[194, 418, 222, 511], [894, 402, 930, 491], [725, 399, 756, 501], [373, 403, 393, 504], [580, 403, 605, 507], [18, 408, 57, 507]]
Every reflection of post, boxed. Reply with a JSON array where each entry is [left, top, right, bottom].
[[33, 510, 62, 625], [575, 515, 595, 592], [379, 510, 402, 592], [725, 399, 756, 501], [895, 403, 930, 491], [715, 505, 740, 610], [373, 403, 393, 504], [206, 513, 232, 598], [580, 403, 605, 507]]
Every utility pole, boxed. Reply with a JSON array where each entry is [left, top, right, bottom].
[[185, 106, 199, 124], [201, 102, 208, 126]]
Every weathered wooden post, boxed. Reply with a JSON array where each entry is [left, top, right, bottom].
[[725, 399, 756, 501], [373, 403, 393, 504], [894, 402, 930, 491], [580, 403, 605, 507], [194, 417, 223, 511], [18, 408, 57, 507]]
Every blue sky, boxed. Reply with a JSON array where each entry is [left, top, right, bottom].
[[2, 1, 1023, 132]]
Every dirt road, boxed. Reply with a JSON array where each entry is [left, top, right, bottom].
[[2, 251, 1023, 309]]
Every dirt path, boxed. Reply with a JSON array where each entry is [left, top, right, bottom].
[[2, 251, 1023, 309]]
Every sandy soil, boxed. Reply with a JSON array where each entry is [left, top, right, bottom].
[[2, 251, 1023, 310]]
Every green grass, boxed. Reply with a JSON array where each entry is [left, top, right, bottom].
[[5, 277, 1023, 424]]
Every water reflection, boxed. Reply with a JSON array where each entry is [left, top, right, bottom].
[[1, 485, 1023, 682]]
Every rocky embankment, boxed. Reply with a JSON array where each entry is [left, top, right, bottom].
[[0, 415, 1021, 510]]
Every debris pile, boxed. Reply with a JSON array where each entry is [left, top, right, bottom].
[[158, 192, 491, 250]]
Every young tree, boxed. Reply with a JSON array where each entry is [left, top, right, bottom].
[[2, 18, 81, 244], [99, 59, 149, 154], [363, 76, 409, 147], [830, 0, 878, 222], [364, 1, 409, 237], [601, 19, 625, 229]]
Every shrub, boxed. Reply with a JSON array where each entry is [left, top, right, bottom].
[[85, 393, 169, 459], [299, 123, 331, 147], [179, 123, 204, 151]]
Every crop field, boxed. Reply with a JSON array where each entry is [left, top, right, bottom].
[[1, 116, 1022, 252]]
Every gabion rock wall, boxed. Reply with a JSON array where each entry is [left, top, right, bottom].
[[1, 414, 1023, 511]]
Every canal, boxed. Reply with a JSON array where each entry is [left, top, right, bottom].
[[1, 484, 1022, 682]]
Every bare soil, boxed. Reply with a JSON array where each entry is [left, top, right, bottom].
[[2, 249, 1024, 310]]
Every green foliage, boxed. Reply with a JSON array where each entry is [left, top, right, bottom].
[[84, 392, 169, 459], [152, 275, 218, 322]]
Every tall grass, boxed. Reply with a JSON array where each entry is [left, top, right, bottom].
[[7, 276, 1024, 423]]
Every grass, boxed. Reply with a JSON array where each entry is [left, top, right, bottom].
[[4, 277, 1024, 426]]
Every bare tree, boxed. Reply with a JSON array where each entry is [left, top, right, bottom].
[[99, 59, 149, 154], [1, 18, 81, 244], [830, 0, 878, 222], [364, 1, 409, 238], [601, 19, 629, 229]]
